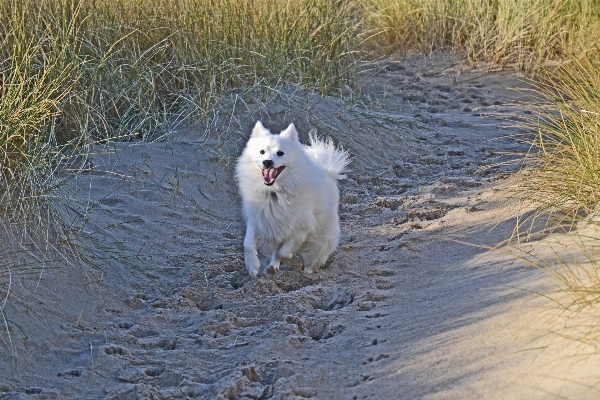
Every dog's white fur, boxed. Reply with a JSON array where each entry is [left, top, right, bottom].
[[236, 121, 349, 277]]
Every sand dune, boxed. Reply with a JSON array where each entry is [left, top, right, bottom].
[[1, 53, 597, 399]]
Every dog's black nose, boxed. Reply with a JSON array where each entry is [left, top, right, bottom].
[[263, 160, 274, 168]]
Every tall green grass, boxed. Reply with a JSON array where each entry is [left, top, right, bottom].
[[367, 0, 600, 70]]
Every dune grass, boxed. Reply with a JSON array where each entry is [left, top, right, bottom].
[[510, 51, 600, 339], [367, 0, 600, 70], [0, 0, 362, 342], [520, 52, 600, 219], [366, 1, 600, 356], [3, 0, 600, 346], [53, 0, 362, 141]]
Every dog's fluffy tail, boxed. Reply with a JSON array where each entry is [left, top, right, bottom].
[[305, 132, 350, 180]]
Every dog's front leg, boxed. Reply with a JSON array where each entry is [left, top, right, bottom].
[[278, 231, 308, 259], [266, 232, 309, 274], [243, 224, 260, 278]]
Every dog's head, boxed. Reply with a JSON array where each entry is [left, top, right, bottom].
[[243, 121, 299, 186]]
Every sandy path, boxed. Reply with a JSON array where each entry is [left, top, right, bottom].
[[1, 53, 595, 399]]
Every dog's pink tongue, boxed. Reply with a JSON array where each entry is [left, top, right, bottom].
[[262, 168, 276, 185]]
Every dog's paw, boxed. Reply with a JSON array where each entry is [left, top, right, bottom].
[[244, 252, 261, 278], [246, 263, 260, 278], [266, 264, 280, 274], [303, 266, 314, 274]]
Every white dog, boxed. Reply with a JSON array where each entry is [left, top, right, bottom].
[[236, 121, 349, 277]]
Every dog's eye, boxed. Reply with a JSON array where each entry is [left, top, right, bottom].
[[276, 151, 284, 156], [260, 150, 265, 155]]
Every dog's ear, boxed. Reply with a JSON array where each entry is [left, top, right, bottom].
[[280, 123, 298, 141], [251, 121, 269, 138]]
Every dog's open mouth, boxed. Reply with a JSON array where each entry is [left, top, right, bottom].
[[262, 166, 285, 186]]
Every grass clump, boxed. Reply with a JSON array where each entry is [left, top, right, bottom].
[[519, 52, 600, 223], [367, 0, 600, 70], [506, 44, 600, 361], [0, 4, 91, 353]]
